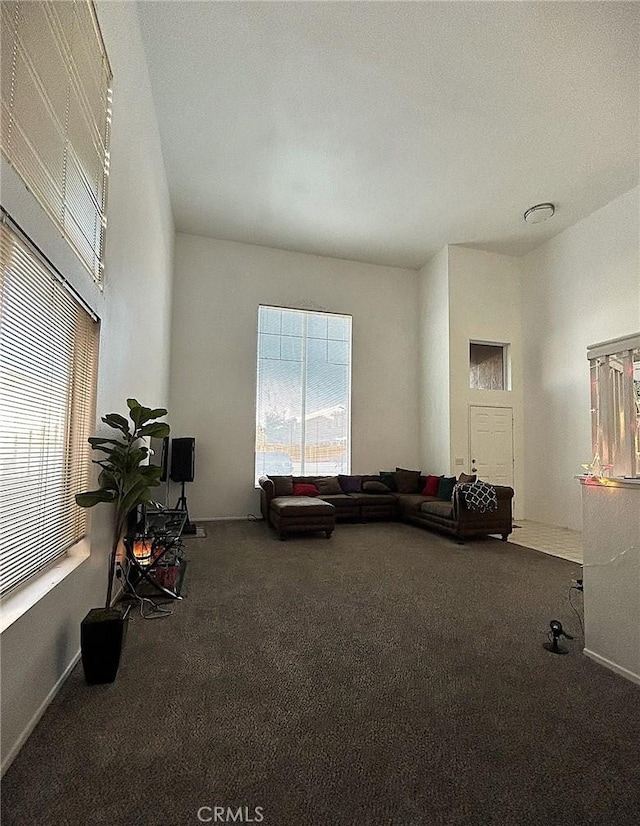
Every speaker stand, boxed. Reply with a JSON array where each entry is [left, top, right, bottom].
[[175, 481, 196, 534]]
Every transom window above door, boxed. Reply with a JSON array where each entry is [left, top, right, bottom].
[[469, 342, 511, 391]]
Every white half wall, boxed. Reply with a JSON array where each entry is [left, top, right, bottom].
[[582, 480, 640, 685], [522, 186, 640, 530], [0, 1, 174, 773], [169, 234, 420, 519]]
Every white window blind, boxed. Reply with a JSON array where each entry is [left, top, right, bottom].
[[0, 218, 99, 596], [1, 0, 112, 286], [255, 306, 352, 483]]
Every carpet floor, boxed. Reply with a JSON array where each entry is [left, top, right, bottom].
[[2, 521, 640, 826]]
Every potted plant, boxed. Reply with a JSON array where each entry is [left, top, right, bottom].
[[75, 398, 170, 683]]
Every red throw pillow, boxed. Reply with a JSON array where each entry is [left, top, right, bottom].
[[293, 483, 319, 496], [421, 475, 442, 497]]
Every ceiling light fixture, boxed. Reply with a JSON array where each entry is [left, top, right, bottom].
[[524, 202, 555, 224]]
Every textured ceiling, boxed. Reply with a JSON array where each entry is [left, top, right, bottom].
[[137, 1, 639, 269]]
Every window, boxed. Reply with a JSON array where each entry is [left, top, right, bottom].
[[588, 333, 640, 478], [255, 306, 352, 482], [0, 218, 99, 596], [469, 342, 509, 391], [1, 0, 112, 285]]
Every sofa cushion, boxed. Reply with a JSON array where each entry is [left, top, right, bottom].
[[458, 472, 477, 485], [292, 482, 320, 496], [437, 476, 457, 501], [349, 492, 397, 506], [315, 476, 343, 495], [394, 468, 422, 493], [362, 480, 391, 493], [420, 500, 454, 519], [316, 493, 357, 508], [379, 471, 397, 491], [395, 493, 428, 513], [271, 497, 335, 517], [338, 474, 362, 493], [421, 474, 442, 497], [271, 475, 294, 496]]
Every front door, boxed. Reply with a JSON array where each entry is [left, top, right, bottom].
[[469, 405, 514, 488]]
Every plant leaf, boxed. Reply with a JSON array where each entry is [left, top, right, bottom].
[[102, 413, 131, 435], [137, 422, 170, 438], [76, 490, 116, 508]]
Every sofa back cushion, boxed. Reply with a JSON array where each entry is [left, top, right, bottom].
[[316, 476, 343, 495], [338, 474, 362, 493], [421, 475, 442, 497], [362, 480, 391, 493], [437, 476, 457, 501], [293, 482, 320, 496], [379, 471, 397, 491], [394, 467, 422, 493], [271, 476, 294, 496]]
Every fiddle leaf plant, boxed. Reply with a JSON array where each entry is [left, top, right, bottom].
[[76, 399, 170, 607]]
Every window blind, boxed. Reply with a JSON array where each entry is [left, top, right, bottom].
[[1, 0, 112, 286], [255, 306, 352, 483], [0, 219, 99, 596]]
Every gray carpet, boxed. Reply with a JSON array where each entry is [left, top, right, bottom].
[[3, 521, 640, 826]]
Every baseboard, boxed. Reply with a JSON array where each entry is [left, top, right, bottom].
[[1, 649, 81, 776], [583, 648, 640, 686], [196, 516, 251, 522]]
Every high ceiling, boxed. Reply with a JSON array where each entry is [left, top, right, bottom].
[[137, 1, 639, 270]]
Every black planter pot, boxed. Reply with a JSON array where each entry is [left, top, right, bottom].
[[80, 607, 126, 684]]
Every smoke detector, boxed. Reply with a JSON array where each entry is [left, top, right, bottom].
[[524, 203, 555, 224]]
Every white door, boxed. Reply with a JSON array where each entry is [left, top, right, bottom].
[[469, 406, 514, 488]]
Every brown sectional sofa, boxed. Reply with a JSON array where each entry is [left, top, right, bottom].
[[258, 473, 514, 543]]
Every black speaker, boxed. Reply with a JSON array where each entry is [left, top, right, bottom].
[[170, 437, 195, 483]]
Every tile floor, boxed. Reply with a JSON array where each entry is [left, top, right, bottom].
[[509, 519, 583, 564]]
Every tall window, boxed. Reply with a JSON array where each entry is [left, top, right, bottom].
[[1, 0, 112, 285], [0, 219, 99, 596], [255, 306, 352, 482]]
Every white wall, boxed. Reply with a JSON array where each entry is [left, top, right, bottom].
[[448, 246, 525, 517], [169, 234, 420, 519], [418, 247, 451, 472], [0, 1, 174, 772], [522, 187, 640, 530]]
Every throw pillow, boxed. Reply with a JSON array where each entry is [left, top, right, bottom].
[[271, 476, 294, 497], [338, 475, 362, 493], [379, 471, 397, 491], [362, 480, 391, 493], [421, 474, 442, 497], [315, 476, 343, 495], [394, 467, 422, 494], [458, 472, 477, 485], [292, 483, 319, 496], [437, 476, 457, 501]]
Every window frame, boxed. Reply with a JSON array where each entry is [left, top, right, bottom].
[[255, 305, 352, 483], [0, 212, 99, 604], [469, 340, 511, 392], [587, 333, 640, 479]]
